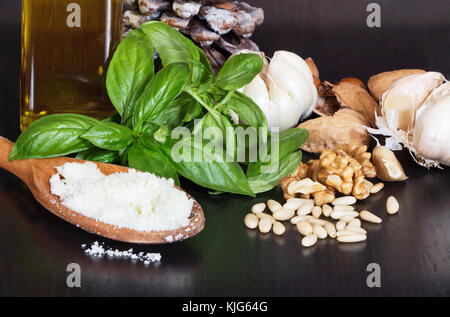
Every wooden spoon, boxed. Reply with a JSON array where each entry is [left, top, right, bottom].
[[0, 137, 205, 244]]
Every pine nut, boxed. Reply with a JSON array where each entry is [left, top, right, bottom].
[[297, 202, 314, 216], [370, 182, 384, 194], [290, 215, 313, 224], [348, 219, 361, 228], [345, 226, 367, 235], [333, 205, 355, 212], [267, 199, 282, 213], [337, 234, 367, 243], [291, 216, 312, 225], [312, 206, 322, 218], [296, 221, 313, 236], [336, 221, 346, 231], [360, 210, 382, 224], [313, 224, 327, 239], [324, 223, 337, 238], [331, 210, 359, 220], [273, 222, 286, 235], [332, 196, 357, 205], [251, 203, 266, 214], [258, 217, 272, 233], [257, 213, 276, 224], [307, 218, 330, 226], [386, 196, 400, 215], [322, 204, 333, 217], [244, 213, 259, 229], [336, 230, 358, 237], [301, 234, 318, 247], [339, 215, 356, 223], [273, 209, 295, 221], [283, 201, 303, 210]]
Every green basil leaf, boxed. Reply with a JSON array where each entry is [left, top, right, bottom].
[[196, 46, 214, 78], [253, 128, 309, 168], [245, 128, 308, 188], [141, 122, 160, 136], [190, 60, 209, 88], [9, 114, 99, 161], [153, 92, 202, 130], [76, 148, 119, 164], [247, 151, 303, 194], [226, 91, 268, 128], [82, 121, 134, 151], [215, 53, 263, 91], [141, 21, 200, 67], [200, 111, 236, 160], [106, 29, 154, 119], [119, 147, 129, 166], [161, 137, 254, 197], [128, 142, 179, 185], [190, 47, 214, 87], [133, 62, 190, 131]]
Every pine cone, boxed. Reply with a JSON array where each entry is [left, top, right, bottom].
[[122, 0, 264, 71]]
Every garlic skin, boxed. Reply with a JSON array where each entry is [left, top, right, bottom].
[[381, 72, 444, 131], [236, 50, 318, 131], [412, 82, 450, 166]]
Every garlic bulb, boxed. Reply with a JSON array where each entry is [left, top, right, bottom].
[[368, 71, 450, 168], [236, 50, 318, 131], [412, 82, 450, 166]]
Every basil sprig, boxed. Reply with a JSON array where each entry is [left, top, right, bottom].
[[10, 22, 309, 196]]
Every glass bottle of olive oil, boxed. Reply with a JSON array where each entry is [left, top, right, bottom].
[[20, 0, 122, 131]]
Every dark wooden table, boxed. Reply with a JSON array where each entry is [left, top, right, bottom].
[[0, 0, 449, 296]]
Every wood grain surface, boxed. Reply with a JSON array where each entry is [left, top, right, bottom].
[[0, 0, 449, 296]]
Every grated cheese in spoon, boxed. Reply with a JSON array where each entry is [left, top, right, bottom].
[[50, 162, 193, 232]]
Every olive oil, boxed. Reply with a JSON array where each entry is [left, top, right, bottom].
[[21, 0, 122, 131]]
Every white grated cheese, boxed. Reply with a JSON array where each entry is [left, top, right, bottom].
[[50, 162, 193, 231]]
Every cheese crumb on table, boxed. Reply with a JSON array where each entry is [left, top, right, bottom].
[[83, 241, 161, 264], [50, 162, 193, 232]]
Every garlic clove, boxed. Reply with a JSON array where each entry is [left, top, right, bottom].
[[267, 74, 299, 131], [272, 51, 315, 84], [270, 51, 319, 119], [372, 146, 407, 181], [268, 53, 317, 121], [381, 72, 444, 132], [412, 82, 450, 166], [415, 82, 450, 120]]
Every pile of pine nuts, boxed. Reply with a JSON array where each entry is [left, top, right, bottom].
[[244, 186, 400, 248]]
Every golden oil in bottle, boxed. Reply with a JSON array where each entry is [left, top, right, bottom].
[[20, 0, 122, 131]]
